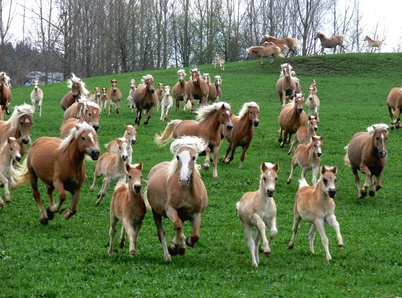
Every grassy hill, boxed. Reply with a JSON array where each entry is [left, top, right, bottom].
[[1, 53, 402, 297]]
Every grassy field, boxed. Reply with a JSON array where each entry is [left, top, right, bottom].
[[1, 53, 402, 297]]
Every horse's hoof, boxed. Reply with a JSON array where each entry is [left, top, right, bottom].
[[359, 191, 367, 199], [264, 251, 271, 257], [339, 244, 345, 250], [119, 240, 125, 248], [369, 190, 375, 197], [129, 250, 136, 257], [40, 217, 49, 225], [203, 165, 210, 171], [61, 209, 75, 220], [46, 208, 55, 220]]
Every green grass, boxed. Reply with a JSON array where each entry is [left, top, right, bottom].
[[1, 53, 402, 297]]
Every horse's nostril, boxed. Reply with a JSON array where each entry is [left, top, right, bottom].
[[254, 120, 260, 127]]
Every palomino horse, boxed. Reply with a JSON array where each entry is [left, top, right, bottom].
[[287, 115, 319, 155], [0, 72, 12, 115], [215, 53, 225, 71], [172, 69, 188, 112], [185, 68, 209, 113], [146, 136, 208, 261], [286, 135, 323, 185], [207, 75, 222, 104], [246, 45, 284, 66], [89, 87, 101, 104], [288, 166, 344, 261], [13, 121, 100, 224], [276, 63, 297, 106], [30, 80, 44, 117], [105, 124, 137, 165], [0, 103, 34, 157], [260, 35, 301, 56], [63, 98, 88, 120], [386, 87, 402, 129], [109, 162, 145, 257], [90, 137, 129, 206], [160, 85, 173, 121], [0, 137, 21, 207], [100, 87, 109, 112], [133, 74, 158, 125], [220, 101, 260, 168], [107, 79, 122, 116], [155, 102, 233, 179], [306, 82, 320, 122], [237, 162, 279, 267], [156, 82, 165, 111], [344, 124, 389, 199], [315, 32, 351, 54], [364, 35, 383, 52], [127, 79, 136, 112], [60, 73, 89, 110], [278, 94, 308, 147]]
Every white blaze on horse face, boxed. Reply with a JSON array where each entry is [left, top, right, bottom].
[[25, 118, 31, 124], [120, 141, 129, 161], [177, 150, 193, 187], [263, 169, 277, 197], [87, 132, 96, 144], [316, 140, 322, 155]]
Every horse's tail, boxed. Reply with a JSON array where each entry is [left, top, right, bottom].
[[235, 201, 240, 210], [142, 188, 152, 210], [298, 178, 309, 189], [12, 158, 30, 188], [343, 145, 351, 167], [154, 119, 181, 146], [293, 38, 301, 48], [342, 35, 351, 44]]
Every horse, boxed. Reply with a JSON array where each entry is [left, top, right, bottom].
[[344, 124, 389, 199], [60, 73, 89, 111], [90, 137, 129, 206], [276, 63, 297, 106], [172, 69, 188, 112], [89, 87, 101, 104], [160, 85, 173, 121], [185, 68, 209, 113], [287, 135, 323, 185], [207, 75, 222, 104], [260, 35, 301, 56], [0, 137, 22, 207], [314, 32, 351, 54], [107, 79, 122, 116], [100, 87, 109, 112], [155, 102, 233, 179], [287, 115, 319, 155], [0, 106, 4, 120], [146, 136, 208, 261], [108, 162, 145, 257], [220, 101, 259, 168], [246, 45, 284, 66], [105, 124, 137, 165], [156, 83, 165, 111], [288, 166, 344, 261], [63, 99, 88, 121], [236, 162, 279, 267], [133, 74, 158, 125], [306, 83, 320, 122], [0, 71, 12, 115], [0, 103, 34, 157], [386, 87, 402, 129], [364, 35, 383, 52], [30, 80, 44, 117], [13, 121, 100, 224], [278, 94, 308, 147], [127, 79, 136, 112], [215, 53, 225, 71], [263, 41, 289, 56]]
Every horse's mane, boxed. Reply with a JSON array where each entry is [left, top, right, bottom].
[[196, 101, 231, 122], [177, 69, 186, 76], [67, 73, 89, 96], [7, 103, 34, 132], [366, 123, 389, 135], [86, 101, 100, 110], [60, 121, 96, 151], [238, 101, 259, 119], [317, 31, 329, 39], [141, 74, 154, 85]]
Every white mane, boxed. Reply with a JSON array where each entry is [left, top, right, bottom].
[[66, 73, 89, 96], [366, 123, 389, 135], [238, 101, 259, 119], [177, 69, 186, 76], [196, 101, 231, 122], [7, 103, 34, 132], [141, 74, 154, 85], [60, 121, 96, 151]]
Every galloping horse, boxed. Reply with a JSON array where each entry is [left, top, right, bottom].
[[127, 79, 136, 112], [172, 69, 188, 112], [260, 35, 301, 56], [146, 136, 208, 261], [133, 74, 158, 125], [215, 53, 225, 71], [386, 87, 402, 129], [30, 80, 44, 117], [185, 68, 209, 113], [0, 137, 21, 207], [155, 102, 233, 179], [364, 35, 383, 52], [0, 72, 12, 115], [315, 32, 351, 54], [107, 79, 122, 116], [220, 102, 260, 168], [105, 124, 137, 165], [60, 73, 89, 110], [344, 124, 389, 199], [276, 63, 297, 106], [13, 121, 100, 224], [246, 45, 284, 66], [0, 103, 34, 157]]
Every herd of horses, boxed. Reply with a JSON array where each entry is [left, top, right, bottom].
[[0, 44, 394, 266]]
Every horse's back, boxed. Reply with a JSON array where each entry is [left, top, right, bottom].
[[147, 161, 170, 215], [61, 91, 75, 110], [347, 132, 370, 166], [60, 118, 79, 138], [387, 87, 402, 108], [133, 85, 157, 107]]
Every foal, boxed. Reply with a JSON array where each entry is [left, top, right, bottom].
[[287, 115, 319, 155], [306, 84, 320, 122], [0, 137, 21, 207], [90, 137, 129, 205], [288, 166, 344, 261], [30, 80, 44, 117], [237, 162, 279, 267], [287, 135, 323, 185], [109, 162, 145, 257], [105, 124, 137, 165], [127, 79, 136, 112], [160, 85, 173, 121]]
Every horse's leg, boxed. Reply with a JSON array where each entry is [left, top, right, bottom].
[[122, 219, 141, 257], [395, 107, 401, 128], [314, 219, 331, 260], [108, 101, 112, 117], [388, 104, 395, 129], [326, 214, 344, 249], [61, 188, 81, 220], [119, 226, 126, 248], [286, 158, 297, 184], [266, 217, 278, 245], [144, 108, 152, 125], [165, 204, 186, 256], [212, 145, 220, 179], [312, 165, 319, 185], [135, 109, 142, 125], [288, 213, 302, 249], [96, 177, 112, 205], [238, 144, 250, 168], [280, 130, 288, 147], [152, 209, 171, 262], [351, 166, 364, 198], [242, 223, 258, 267], [287, 136, 298, 155], [220, 142, 231, 163], [278, 128, 284, 144], [30, 171, 49, 225], [252, 214, 271, 257], [360, 164, 372, 198], [39, 98, 43, 117], [108, 215, 118, 255], [46, 185, 56, 220], [0, 174, 10, 202], [259, 57, 264, 67], [186, 212, 201, 247], [308, 224, 316, 254], [374, 171, 384, 193]]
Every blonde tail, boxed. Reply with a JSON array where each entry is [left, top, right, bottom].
[[343, 145, 351, 167], [12, 158, 31, 188], [154, 119, 181, 146]]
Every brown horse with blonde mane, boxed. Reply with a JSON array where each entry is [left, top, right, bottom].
[[185, 68, 209, 113], [146, 137, 208, 261], [107, 79, 122, 116], [60, 73, 90, 110], [13, 121, 100, 224], [172, 69, 188, 112], [364, 35, 383, 52], [0, 72, 12, 115], [133, 74, 158, 125], [344, 124, 389, 199], [155, 102, 233, 179], [276, 63, 297, 106], [386, 87, 402, 129], [315, 32, 351, 54], [260, 35, 300, 56], [246, 45, 284, 66]]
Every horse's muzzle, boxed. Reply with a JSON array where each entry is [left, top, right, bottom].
[[379, 150, 387, 158], [226, 123, 234, 131], [134, 184, 142, 193], [266, 188, 275, 197], [328, 189, 336, 198], [297, 108, 303, 114], [192, 80, 199, 86], [93, 124, 99, 131], [22, 137, 30, 144], [253, 120, 260, 127], [89, 149, 100, 160]]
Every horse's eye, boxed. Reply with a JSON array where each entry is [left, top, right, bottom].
[[323, 178, 328, 184], [128, 175, 132, 179], [81, 136, 85, 141], [20, 121, 24, 125], [176, 155, 180, 160], [275, 177, 278, 181], [334, 178, 337, 183], [376, 137, 379, 141], [88, 113, 92, 116], [10, 148, 13, 151], [192, 156, 195, 161], [263, 177, 266, 182]]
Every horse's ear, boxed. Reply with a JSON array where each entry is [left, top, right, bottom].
[[124, 124, 128, 129], [274, 162, 280, 172], [331, 165, 337, 174], [261, 162, 267, 172], [136, 162, 143, 171], [125, 163, 131, 173]]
